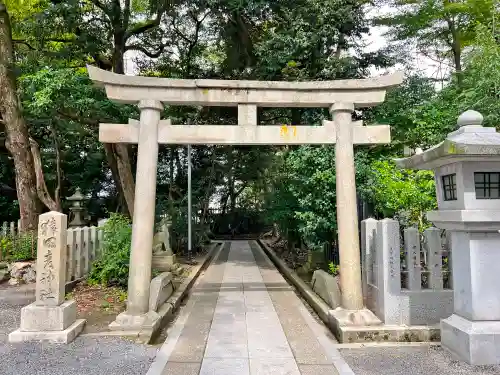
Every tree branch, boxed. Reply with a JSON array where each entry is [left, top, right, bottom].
[[125, 43, 166, 58], [89, 0, 113, 21], [125, 0, 174, 39], [171, 17, 193, 44], [29, 137, 61, 212], [56, 110, 100, 126], [12, 39, 35, 50]]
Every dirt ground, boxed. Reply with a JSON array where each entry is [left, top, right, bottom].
[[68, 251, 203, 333], [67, 283, 127, 333]]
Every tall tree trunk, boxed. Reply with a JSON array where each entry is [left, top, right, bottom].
[[113, 142, 135, 216], [446, 17, 463, 84], [29, 137, 62, 211], [0, 1, 41, 231], [113, 32, 136, 217], [226, 147, 235, 212], [99, 31, 136, 218], [168, 146, 175, 215]]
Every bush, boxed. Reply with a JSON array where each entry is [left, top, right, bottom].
[[328, 262, 339, 276], [87, 214, 132, 288], [0, 231, 37, 261]]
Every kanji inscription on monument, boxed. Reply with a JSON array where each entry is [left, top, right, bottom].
[[35, 212, 67, 306]]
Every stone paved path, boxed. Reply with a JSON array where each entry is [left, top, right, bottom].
[[147, 241, 350, 375]]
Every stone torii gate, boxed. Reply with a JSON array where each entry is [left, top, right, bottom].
[[87, 65, 403, 331]]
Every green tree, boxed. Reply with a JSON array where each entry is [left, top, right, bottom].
[[375, 0, 498, 82], [0, 0, 41, 231], [366, 160, 437, 230]]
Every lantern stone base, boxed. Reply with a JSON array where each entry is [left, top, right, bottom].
[[441, 314, 500, 365]]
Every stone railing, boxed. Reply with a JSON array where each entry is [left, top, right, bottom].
[[1, 219, 104, 283], [361, 218, 453, 326]]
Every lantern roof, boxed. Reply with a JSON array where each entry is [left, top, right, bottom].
[[67, 187, 86, 201]]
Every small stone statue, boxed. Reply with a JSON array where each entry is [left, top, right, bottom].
[[153, 217, 172, 256]]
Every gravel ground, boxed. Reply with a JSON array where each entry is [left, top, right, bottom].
[[340, 345, 500, 375], [0, 284, 158, 375]]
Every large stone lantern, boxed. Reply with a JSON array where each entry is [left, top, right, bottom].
[[395, 110, 500, 365], [67, 188, 88, 228]]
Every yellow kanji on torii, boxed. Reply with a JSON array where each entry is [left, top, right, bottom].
[[280, 125, 297, 138]]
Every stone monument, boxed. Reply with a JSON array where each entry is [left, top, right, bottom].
[[396, 110, 500, 365], [9, 211, 86, 343]]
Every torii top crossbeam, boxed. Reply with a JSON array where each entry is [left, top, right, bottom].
[[87, 65, 403, 108], [87, 66, 403, 145]]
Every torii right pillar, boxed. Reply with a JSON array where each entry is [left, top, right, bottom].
[[331, 102, 364, 311]]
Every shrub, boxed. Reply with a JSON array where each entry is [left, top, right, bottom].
[[328, 262, 339, 276], [0, 231, 37, 261], [87, 213, 132, 288]]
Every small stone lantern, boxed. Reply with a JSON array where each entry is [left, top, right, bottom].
[[67, 188, 88, 228], [395, 110, 500, 365]]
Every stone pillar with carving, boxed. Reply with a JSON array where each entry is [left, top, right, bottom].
[[9, 211, 86, 343]]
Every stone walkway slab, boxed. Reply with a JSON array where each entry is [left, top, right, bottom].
[[148, 241, 348, 375]]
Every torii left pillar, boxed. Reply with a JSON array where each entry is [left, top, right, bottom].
[[110, 99, 163, 331]]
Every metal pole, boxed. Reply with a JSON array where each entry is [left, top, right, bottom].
[[187, 144, 192, 261]]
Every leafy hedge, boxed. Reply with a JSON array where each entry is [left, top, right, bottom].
[[0, 231, 37, 262], [87, 213, 132, 288]]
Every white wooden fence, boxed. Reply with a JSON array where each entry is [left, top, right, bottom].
[[65, 226, 103, 282], [1, 220, 21, 237], [1, 220, 104, 282], [361, 218, 454, 326]]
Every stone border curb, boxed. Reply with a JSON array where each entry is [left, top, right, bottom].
[[140, 241, 222, 344], [145, 242, 226, 375], [251, 241, 356, 375], [257, 239, 331, 324], [258, 239, 442, 345], [80, 241, 222, 343]]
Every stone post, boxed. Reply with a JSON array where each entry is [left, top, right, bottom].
[[110, 99, 163, 330], [9, 212, 85, 343], [331, 102, 363, 311]]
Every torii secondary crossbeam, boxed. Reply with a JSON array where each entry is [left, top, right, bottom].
[[99, 119, 390, 145], [87, 65, 403, 332]]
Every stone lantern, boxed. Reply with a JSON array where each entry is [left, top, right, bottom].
[[395, 110, 500, 365], [67, 188, 88, 228]]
